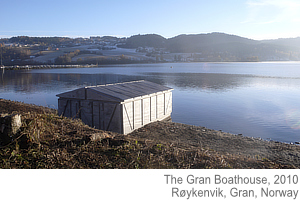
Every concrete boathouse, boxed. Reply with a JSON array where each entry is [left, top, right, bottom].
[[56, 80, 173, 134]]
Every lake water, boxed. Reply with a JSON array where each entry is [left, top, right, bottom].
[[1, 62, 300, 143]]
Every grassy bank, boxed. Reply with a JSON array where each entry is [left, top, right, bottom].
[[0, 99, 298, 169]]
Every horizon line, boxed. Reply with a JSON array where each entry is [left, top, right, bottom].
[[1, 32, 300, 41]]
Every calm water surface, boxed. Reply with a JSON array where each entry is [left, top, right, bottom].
[[1, 62, 300, 143]]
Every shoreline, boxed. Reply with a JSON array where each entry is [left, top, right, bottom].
[[2, 61, 300, 70], [1, 98, 300, 168], [130, 121, 300, 168]]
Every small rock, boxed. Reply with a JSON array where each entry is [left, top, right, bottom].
[[0, 114, 22, 137], [90, 133, 109, 141]]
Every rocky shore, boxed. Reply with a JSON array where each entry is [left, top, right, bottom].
[[1, 99, 299, 169]]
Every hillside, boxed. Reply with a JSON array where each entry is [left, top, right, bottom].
[[166, 33, 257, 53], [261, 37, 300, 49], [1, 33, 300, 65], [119, 34, 166, 49], [122, 32, 300, 61]]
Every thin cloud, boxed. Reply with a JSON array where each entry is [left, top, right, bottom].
[[243, 0, 300, 24]]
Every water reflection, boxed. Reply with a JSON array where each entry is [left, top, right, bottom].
[[146, 72, 249, 91], [1, 68, 4, 82], [3, 70, 300, 94], [1, 71, 136, 92]]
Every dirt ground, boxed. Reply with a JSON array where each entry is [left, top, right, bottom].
[[130, 121, 300, 168]]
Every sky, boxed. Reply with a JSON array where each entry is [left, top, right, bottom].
[[1, 0, 300, 40]]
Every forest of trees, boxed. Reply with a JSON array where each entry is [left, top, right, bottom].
[[9, 36, 73, 46], [119, 34, 166, 48], [0, 43, 32, 65], [54, 50, 81, 64]]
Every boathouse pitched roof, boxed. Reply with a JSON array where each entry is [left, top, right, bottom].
[[56, 80, 173, 102]]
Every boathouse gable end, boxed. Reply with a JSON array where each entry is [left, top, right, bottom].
[[56, 80, 173, 134], [56, 88, 87, 100]]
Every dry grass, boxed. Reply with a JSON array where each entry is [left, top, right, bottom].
[[0, 99, 294, 169]]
